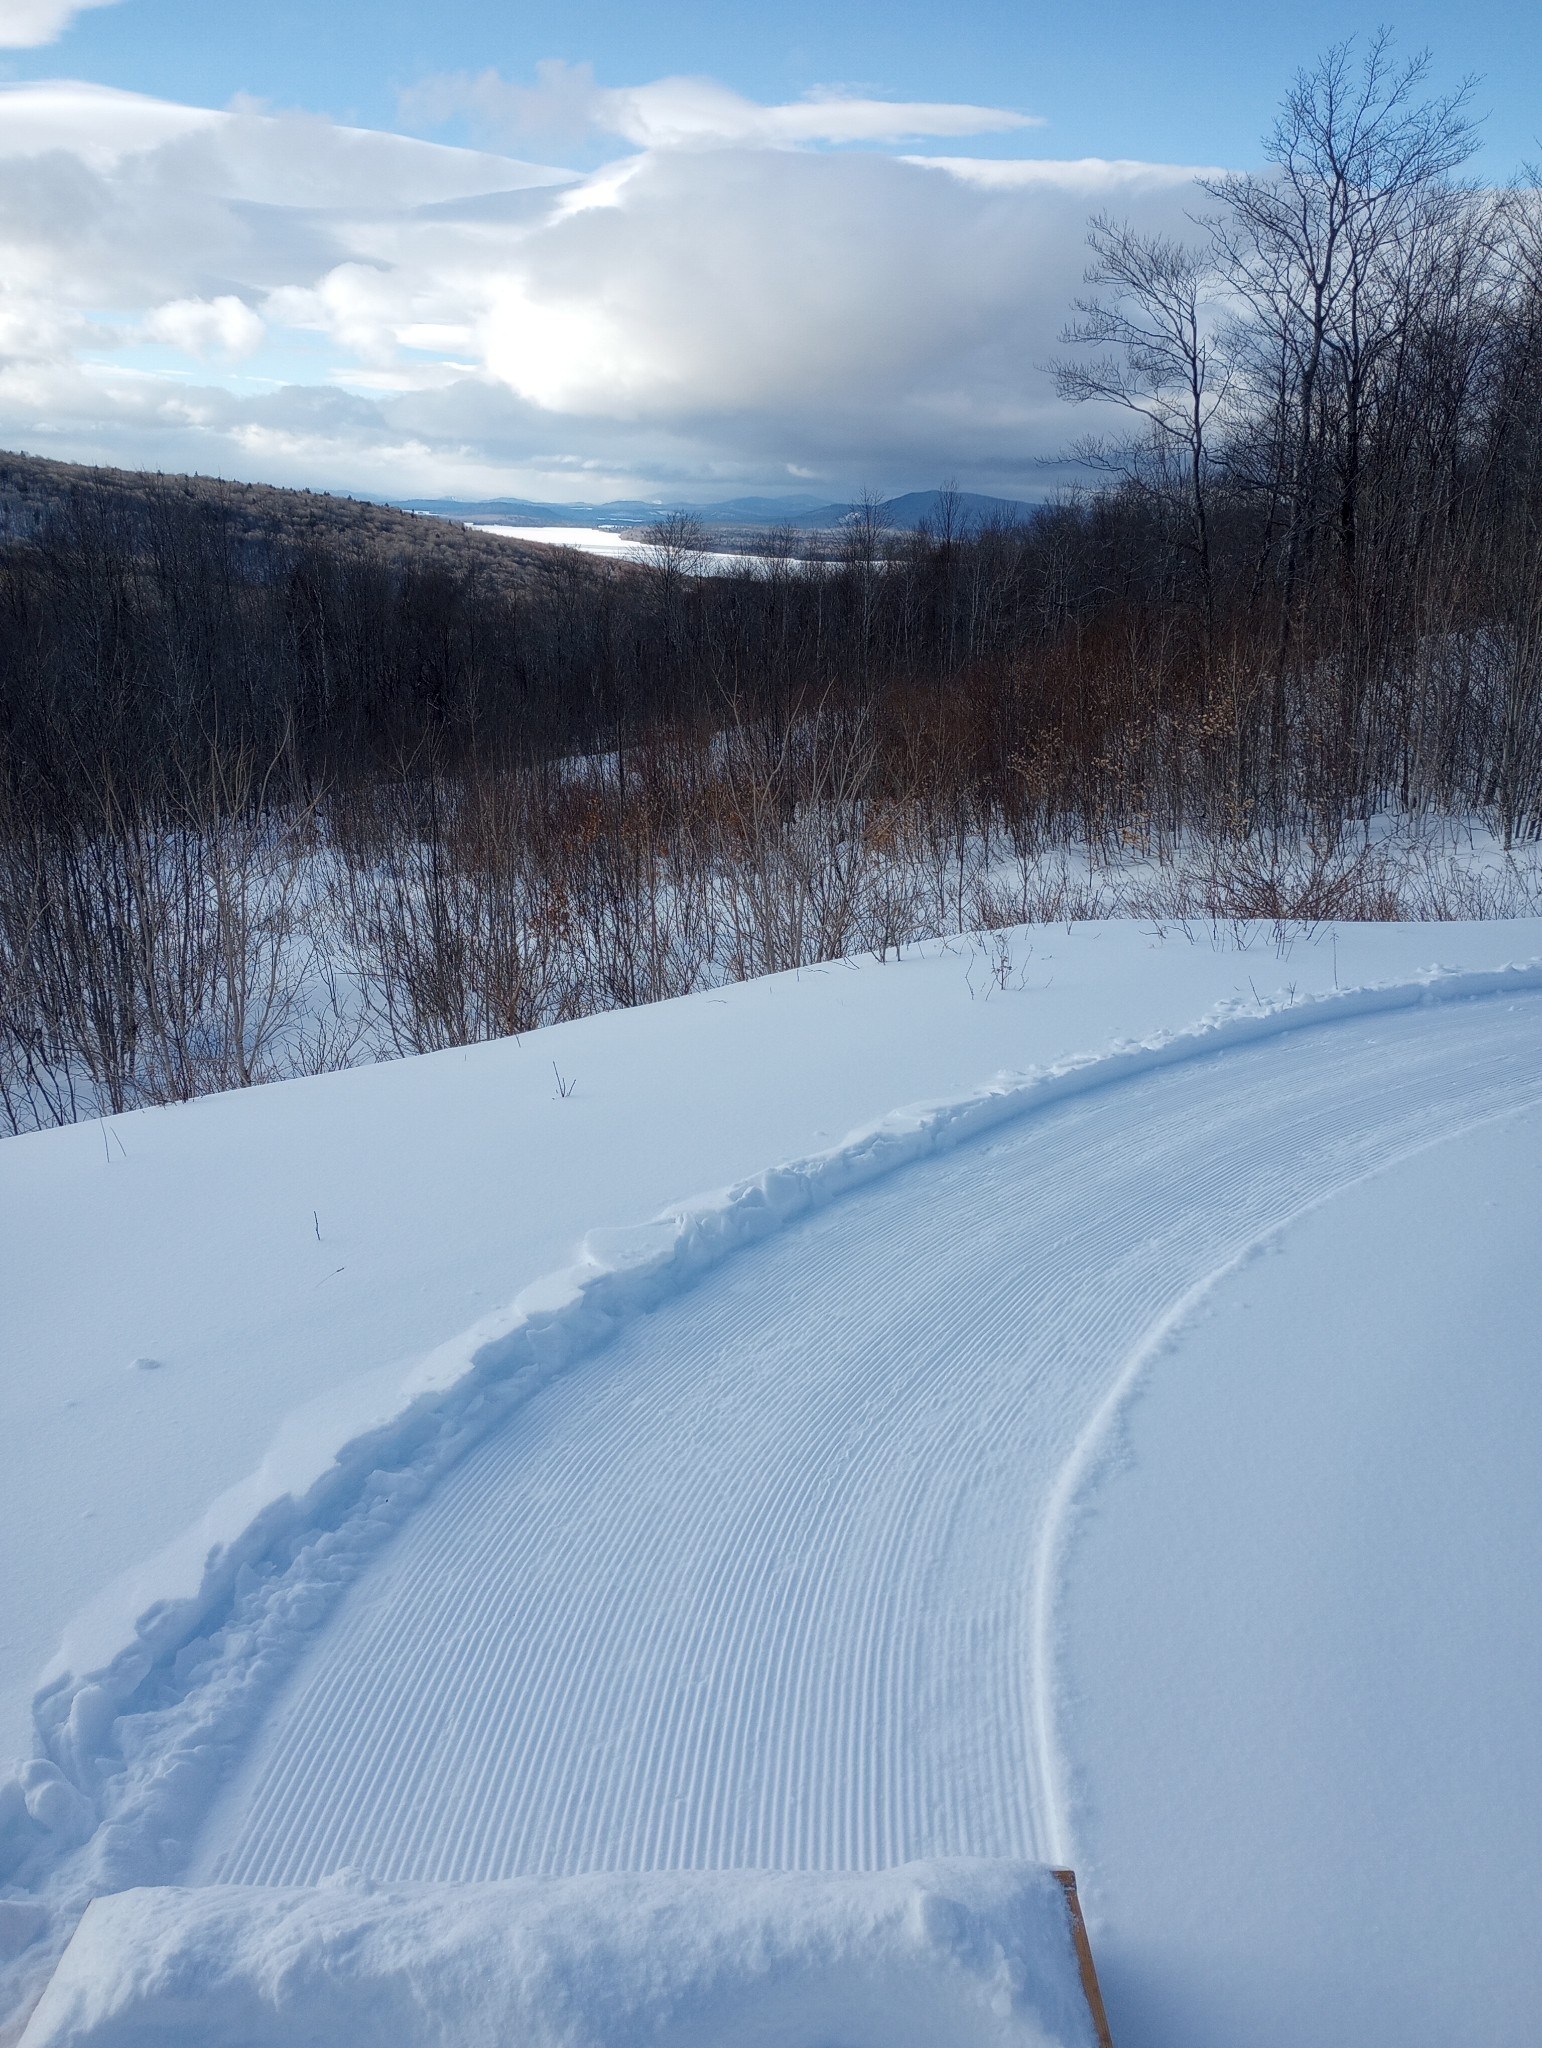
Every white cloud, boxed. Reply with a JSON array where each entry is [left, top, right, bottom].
[[602, 77, 1038, 150], [143, 294, 265, 361], [906, 155, 1221, 191], [469, 146, 1200, 460], [634, 83, 1034, 150], [0, 0, 119, 48], [403, 60, 1038, 153], [0, 81, 573, 201], [0, 75, 1209, 499]]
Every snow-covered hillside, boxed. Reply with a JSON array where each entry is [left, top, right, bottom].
[[2, 918, 1540, 2045]]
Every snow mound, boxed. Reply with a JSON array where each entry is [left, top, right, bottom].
[[19, 1860, 1095, 2048]]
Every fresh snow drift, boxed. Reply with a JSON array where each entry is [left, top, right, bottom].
[[19, 1862, 1095, 2048]]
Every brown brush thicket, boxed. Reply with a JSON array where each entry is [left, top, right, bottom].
[[2, 39, 1541, 1131]]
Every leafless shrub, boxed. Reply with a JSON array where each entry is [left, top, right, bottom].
[[1386, 842, 1542, 920], [0, 763, 317, 1132], [973, 854, 1115, 930], [328, 775, 561, 1056]]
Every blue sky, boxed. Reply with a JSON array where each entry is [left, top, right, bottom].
[[0, 1, 1533, 502], [11, 0, 1535, 175]]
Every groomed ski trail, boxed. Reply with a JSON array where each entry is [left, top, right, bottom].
[[193, 991, 1542, 1888]]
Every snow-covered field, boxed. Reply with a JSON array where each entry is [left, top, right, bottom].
[[2, 918, 1540, 2044], [470, 521, 772, 571]]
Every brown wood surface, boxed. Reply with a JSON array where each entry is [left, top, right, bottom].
[[1052, 1868, 1115, 2048]]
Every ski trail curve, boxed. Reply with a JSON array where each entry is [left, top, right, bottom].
[[193, 992, 1542, 1886]]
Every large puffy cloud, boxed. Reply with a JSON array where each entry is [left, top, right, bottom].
[[0, 0, 117, 47], [0, 76, 1212, 500]]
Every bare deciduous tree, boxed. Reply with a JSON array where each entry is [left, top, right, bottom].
[[1055, 218, 1229, 645]]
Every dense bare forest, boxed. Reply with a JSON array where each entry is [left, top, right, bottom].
[[2, 39, 1540, 1133]]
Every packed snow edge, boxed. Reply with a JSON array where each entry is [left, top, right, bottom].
[[18, 1860, 1097, 2048]]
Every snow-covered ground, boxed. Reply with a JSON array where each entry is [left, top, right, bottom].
[[2, 917, 1540, 2043], [470, 521, 781, 571], [1063, 1111, 1542, 2047], [20, 1862, 1098, 2048]]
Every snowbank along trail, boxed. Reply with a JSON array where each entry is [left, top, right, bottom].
[[189, 986, 1542, 1888]]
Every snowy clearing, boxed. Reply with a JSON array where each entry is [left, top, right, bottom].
[[2, 918, 1540, 2044]]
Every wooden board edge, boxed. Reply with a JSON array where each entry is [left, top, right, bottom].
[[1051, 1868, 1115, 2048]]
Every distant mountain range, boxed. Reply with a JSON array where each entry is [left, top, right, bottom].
[[401, 488, 1038, 533]]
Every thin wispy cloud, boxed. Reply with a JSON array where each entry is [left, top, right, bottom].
[[401, 60, 1040, 153], [906, 155, 1220, 190], [0, 0, 119, 49]]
